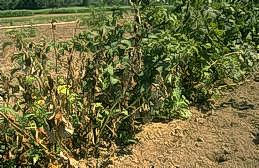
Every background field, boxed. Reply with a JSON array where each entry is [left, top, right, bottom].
[[0, 6, 130, 18], [0, 13, 91, 26]]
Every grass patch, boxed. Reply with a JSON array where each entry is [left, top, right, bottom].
[[0, 6, 131, 18]]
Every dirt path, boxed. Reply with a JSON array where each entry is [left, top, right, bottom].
[[0, 13, 88, 20], [111, 75, 259, 168]]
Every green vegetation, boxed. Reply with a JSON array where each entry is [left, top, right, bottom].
[[0, 0, 258, 167], [0, 7, 90, 18], [0, 6, 130, 18], [0, 0, 129, 10]]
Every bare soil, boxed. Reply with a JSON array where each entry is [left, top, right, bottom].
[[0, 23, 79, 72], [110, 75, 259, 168], [0, 13, 88, 21]]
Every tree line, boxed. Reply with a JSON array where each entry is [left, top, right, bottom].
[[0, 0, 129, 10]]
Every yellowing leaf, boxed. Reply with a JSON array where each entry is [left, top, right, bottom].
[[57, 85, 70, 95]]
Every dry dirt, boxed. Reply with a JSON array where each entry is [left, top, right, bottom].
[[0, 13, 87, 21], [0, 23, 79, 72], [110, 75, 259, 168]]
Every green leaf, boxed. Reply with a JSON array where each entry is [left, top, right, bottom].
[[156, 66, 163, 74], [110, 76, 119, 85], [33, 154, 40, 165], [121, 40, 131, 47], [167, 74, 173, 84], [95, 102, 103, 108], [106, 64, 114, 75], [247, 59, 253, 67], [121, 109, 128, 116], [25, 76, 36, 85], [204, 43, 212, 49]]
